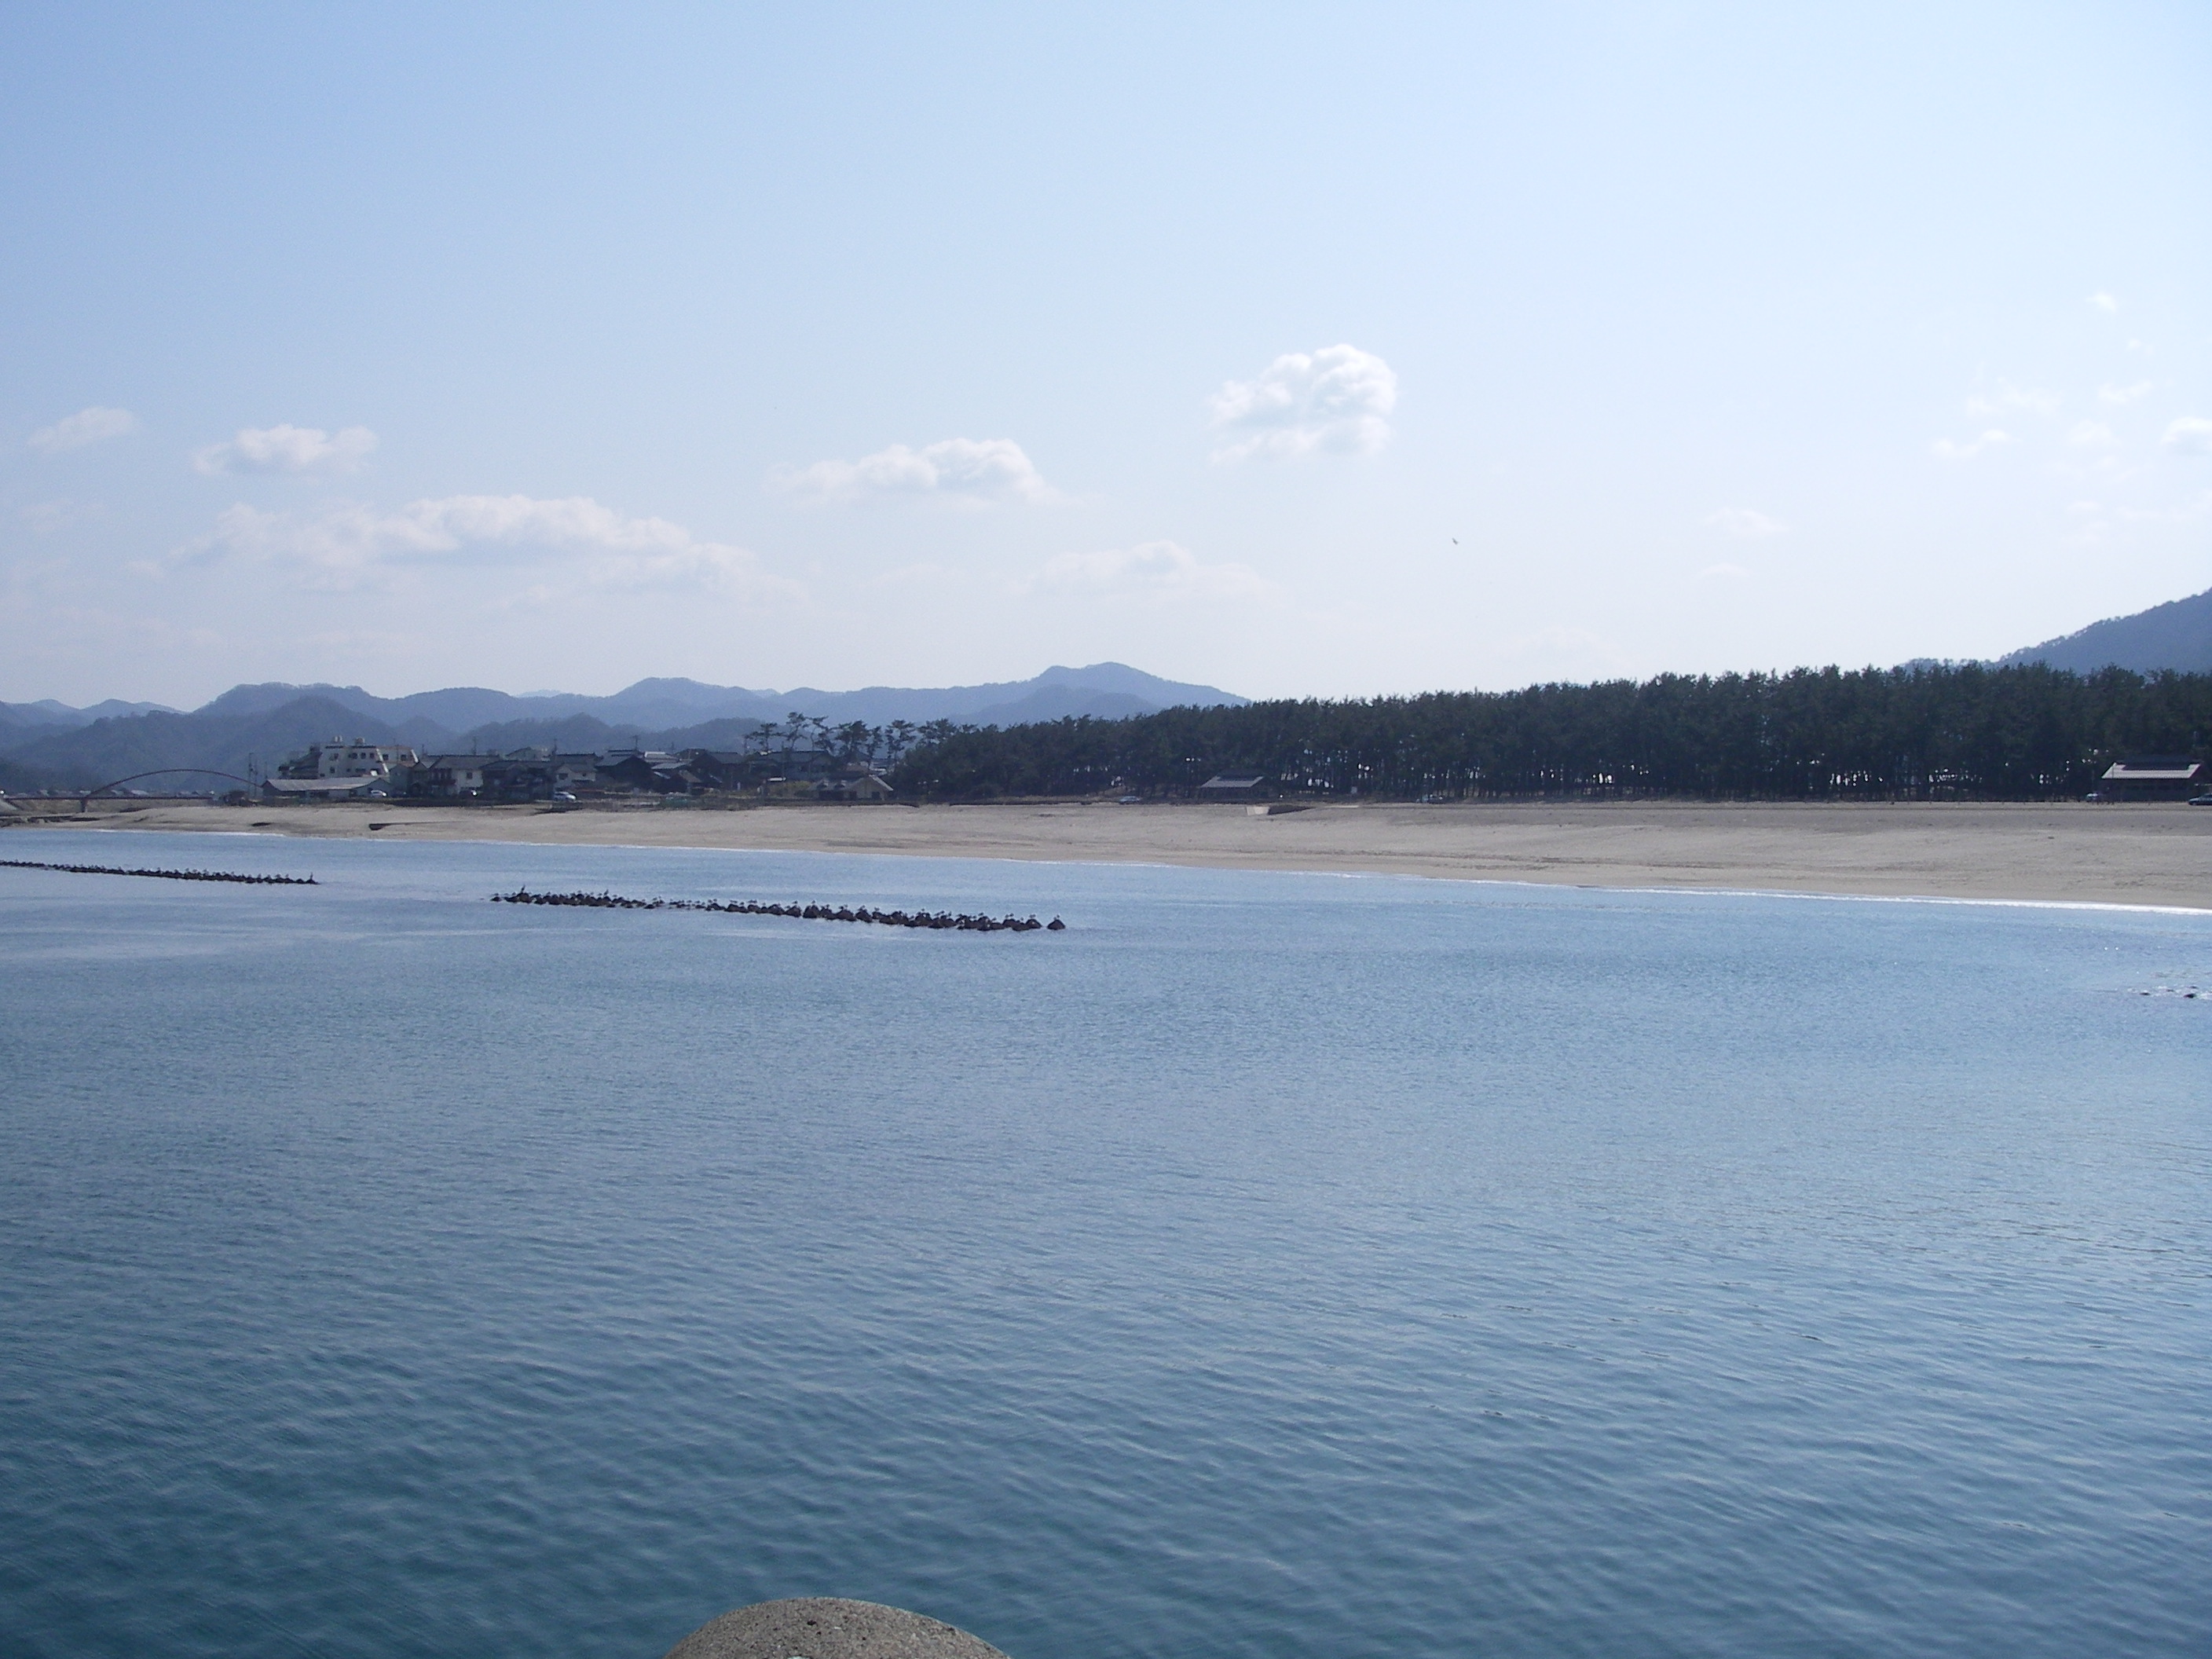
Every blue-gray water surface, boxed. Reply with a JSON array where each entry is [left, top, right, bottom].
[[2, 827, 2207, 1658]]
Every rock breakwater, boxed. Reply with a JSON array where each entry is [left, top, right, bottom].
[[0, 858, 316, 885], [493, 888, 1064, 932]]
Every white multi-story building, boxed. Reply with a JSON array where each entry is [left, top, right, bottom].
[[298, 739, 419, 779], [268, 738, 421, 796]]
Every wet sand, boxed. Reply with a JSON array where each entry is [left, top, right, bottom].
[[12, 797, 2209, 910]]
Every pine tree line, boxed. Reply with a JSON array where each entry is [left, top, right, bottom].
[[890, 664, 2212, 801]]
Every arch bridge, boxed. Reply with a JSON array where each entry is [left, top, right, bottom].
[[74, 769, 259, 812]]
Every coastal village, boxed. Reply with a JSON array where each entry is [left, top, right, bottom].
[[266, 737, 899, 803]]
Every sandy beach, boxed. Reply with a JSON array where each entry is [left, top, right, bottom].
[[9, 797, 2208, 910]]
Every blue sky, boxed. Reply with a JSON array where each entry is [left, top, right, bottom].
[[5, 2, 2208, 706]]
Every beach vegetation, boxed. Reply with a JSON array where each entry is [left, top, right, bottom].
[[888, 663, 2212, 802]]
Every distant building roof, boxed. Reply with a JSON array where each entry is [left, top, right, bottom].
[[265, 775, 379, 793], [1198, 773, 1269, 791], [2101, 757, 2203, 782]]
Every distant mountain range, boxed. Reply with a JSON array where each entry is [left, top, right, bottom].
[[0, 698, 180, 732], [0, 664, 1247, 792], [9, 583, 2210, 797], [1997, 584, 2212, 675], [179, 661, 1240, 734]]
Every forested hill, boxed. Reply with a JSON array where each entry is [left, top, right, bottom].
[[1999, 585, 2212, 674], [892, 664, 2212, 801]]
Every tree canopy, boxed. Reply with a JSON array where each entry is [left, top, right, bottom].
[[890, 664, 2212, 801]]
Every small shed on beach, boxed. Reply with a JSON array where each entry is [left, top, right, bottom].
[[263, 775, 381, 798], [2097, 756, 2203, 800], [820, 768, 895, 801]]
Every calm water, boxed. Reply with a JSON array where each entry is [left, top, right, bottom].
[[2, 828, 2207, 1659]]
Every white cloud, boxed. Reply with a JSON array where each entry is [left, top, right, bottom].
[[29, 406, 138, 453], [2098, 381, 2152, 405], [1931, 430, 2015, 461], [2115, 491, 2212, 525], [1705, 506, 1786, 538], [1208, 343, 1397, 462], [193, 423, 378, 475], [1697, 562, 1751, 580], [773, 437, 1056, 504], [2065, 420, 2119, 449], [2163, 416, 2212, 457], [1965, 380, 2058, 418], [20, 499, 106, 535], [179, 493, 797, 599], [2088, 291, 2119, 313], [1031, 540, 1277, 602]]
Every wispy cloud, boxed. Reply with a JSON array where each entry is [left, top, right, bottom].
[[1931, 430, 2015, 461], [174, 494, 797, 599], [2087, 291, 2119, 313], [2065, 420, 2120, 449], [1031, 540, 1276, 602], [1705, 507, 1786, 539], [193, 423, 378, 475], [29, 406, 137, 454], [1965, 380, 2059, 419], [1209, 344, 1397, 462], [772, 438, 1057, 504], [2113, 491, 2212, 526], [2163, 416, 2212, 457], [1697, 562, 1751, 580], [2097, 381, 2152, 405], [20, 499, 106, 535]]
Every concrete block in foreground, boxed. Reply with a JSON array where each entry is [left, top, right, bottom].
[[664, 1597, 1010, 1659]]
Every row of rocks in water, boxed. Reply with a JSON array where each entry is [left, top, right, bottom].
[[493, 888, 1064, 932], [0, 857, 316, 885]]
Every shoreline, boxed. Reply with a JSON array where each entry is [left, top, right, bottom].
[[8, 797, 2209, 911]]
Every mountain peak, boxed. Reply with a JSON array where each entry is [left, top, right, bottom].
[[1997, 585, 2212, 674], [2, 664, 1249, 789]]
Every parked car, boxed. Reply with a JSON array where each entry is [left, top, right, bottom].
[[2188, 793, 2212, 806]]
